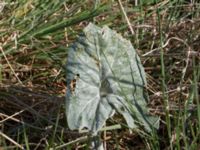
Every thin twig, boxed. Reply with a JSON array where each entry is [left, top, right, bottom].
[[0, 131, 25, 150], [0, 110, 24, 124], [0, 46, 23, 85], [117, 0, 135, 35]]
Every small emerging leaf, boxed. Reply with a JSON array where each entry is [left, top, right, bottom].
[[66, 23, 159, 133]]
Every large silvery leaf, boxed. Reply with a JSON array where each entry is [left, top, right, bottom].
[[66, 23, 159, 133]]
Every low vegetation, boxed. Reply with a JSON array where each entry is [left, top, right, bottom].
[[0, 0, 199, 149]]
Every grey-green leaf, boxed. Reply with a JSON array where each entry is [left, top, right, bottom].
[[66, 23, 159, 133]]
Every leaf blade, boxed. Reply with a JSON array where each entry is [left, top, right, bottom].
[[66, 23, 159, 133]]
